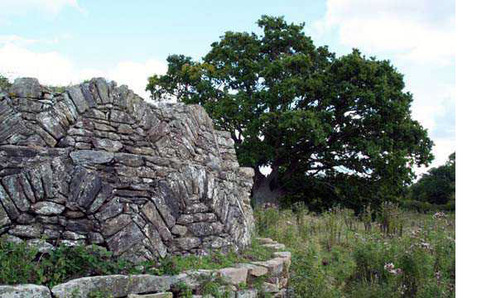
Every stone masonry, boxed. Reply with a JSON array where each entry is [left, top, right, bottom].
[[0, 77, 255, 262]]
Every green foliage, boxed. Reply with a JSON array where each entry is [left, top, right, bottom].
[[0, 74, 11, 90], [171, 281, 193, 298], [410, 152, 455, 205], [254, 205, 455, 297], [0, 238, 273, 287], [148, 15, 433, 211], [0, 242, 136, 287]]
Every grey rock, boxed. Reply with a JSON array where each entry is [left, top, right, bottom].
[[26, 239, 55, 253], [9, 78, 42, 98], [70, 150, 114, 164], [67, 85, 89, 113], [0, 284, 51, 298], [62, 231, 86, 240], [31, 201, 65, 215], [92, 138, 123, 152], [217, 267, 249, 286], [0, 202, 11, 227], [0, 77, 255, 262], [2, 175, 30, 212], [110, 109, 135, 124], [107, 223, 144, 255], [175, 237, 201, 250], [51, 275, 175, 298], [189, 222, 225, 237], [171, 225, 188, 236], [102, 214, 132, 237], [8, 224, 42, 238]]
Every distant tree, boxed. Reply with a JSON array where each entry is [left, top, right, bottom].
[[409, 152, 455, 205], [0, 74, 11, 91], [147, 16, 433, 210]]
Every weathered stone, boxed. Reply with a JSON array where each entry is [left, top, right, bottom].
[[252, 258, 285, 277], [76, 172, 102, 208], [92, 138, 123, 152], [262, 243, 286, 250], [189, 222, 225, 237], [94, 122, 115, 132], [67, 85, 89, 113], [115, 152, 145, 166], [235, 263, 269, 277], [236, 289, 258, 298], [31, 201, 65, 215], [0, 77, 255, 262], [16, 213, 35, 224], [18, 173, 36, 203], [107, 223, 144, 255], [51, 275, 176, 298], [62, 231, 86, 240], [26, 239, 55, 253], [217, 267, 249, 286], [8, 224, 42, 238], [65, 219, 95, 233], [89, 232, 105, 244], [2, 175, 30, 212], [143, 223, 168, 258], [110, 109, 135, 124], [0, 284, 51, 298], [9, 78, 42, 98], [175, 237, 201, 250], [102, 214, 132, 237], [171, 225, 188, 236], [261, 282, 280, 293], [128, 293, 173, 298], [70, 150, 114, 164], [0, 202, 11, 227], [94, 78, 111, 104], [141, 202, 173, 242], [96, 197, 124, 221]]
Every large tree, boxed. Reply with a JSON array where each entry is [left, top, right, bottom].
[[147, 16, 433, 209], [409, 152, 455, 205]]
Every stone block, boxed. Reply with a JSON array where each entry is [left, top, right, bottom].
[[0, 284, 51, 298]]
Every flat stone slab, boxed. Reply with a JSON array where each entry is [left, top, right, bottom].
[[128, 293, 173, 298], [51, 275, 175, 298], [0, 284, 51, 298], [217, 267, 249, 285]]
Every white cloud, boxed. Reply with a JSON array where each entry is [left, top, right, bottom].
[[0, 0, 83, 15], [312, 0, 455, 65], [107, 60, 166, 99], [0, 41, 165, 99], [0, 0, 84, 24], [312, 0, 455, 175]]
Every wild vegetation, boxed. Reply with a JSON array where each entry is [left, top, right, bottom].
[[0, 238, 273, 288], [255, 204, 455, 297]]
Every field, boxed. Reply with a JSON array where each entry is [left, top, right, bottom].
[[254, 203, 455, 297]]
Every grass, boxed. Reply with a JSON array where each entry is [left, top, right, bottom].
[[0, 237, 273, 288], [1, 202, 454, 297], [254, 203, 455, 297]]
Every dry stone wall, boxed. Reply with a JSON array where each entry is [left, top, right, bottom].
[[0, 77, 254, 262]]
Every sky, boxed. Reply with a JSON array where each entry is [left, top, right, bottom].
[[0, 0, 455, 175]]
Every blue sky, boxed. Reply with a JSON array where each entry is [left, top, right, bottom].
[[0, 0, 455, 174]]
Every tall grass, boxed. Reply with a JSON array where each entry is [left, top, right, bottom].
[[254, 204, 455, 297]]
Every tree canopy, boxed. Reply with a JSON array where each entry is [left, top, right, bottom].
[[0, 74, 11, 91], [409, 152, 455, 205], [147, 16, 433, 211]]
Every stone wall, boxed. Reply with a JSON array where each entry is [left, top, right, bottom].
[[0, 238, 291, 298], [0, 77, 254, 261]]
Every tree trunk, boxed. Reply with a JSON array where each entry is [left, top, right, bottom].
[[252, 167, 286, 206]]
